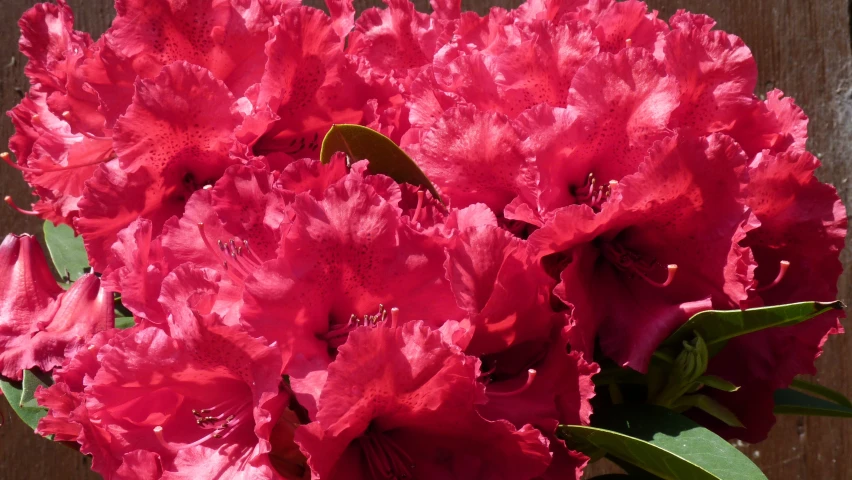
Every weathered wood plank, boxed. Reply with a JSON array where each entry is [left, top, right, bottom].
[[0, 1, 848, 479]]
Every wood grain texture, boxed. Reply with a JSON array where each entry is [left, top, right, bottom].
[[0, 1, 849, 479]]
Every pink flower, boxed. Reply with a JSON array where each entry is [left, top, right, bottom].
[[294, 320, 552, 479], [237, 7, 372, 167], [36, 328, 122, 442], [0, 234, 113, 379], [409, 105, 525, 213], [58, 264, 293, 479], [241, 171, 464, 415], [509, 47, 679, 223], [76, 61, 242, 271], [7, 2, 112, 224]]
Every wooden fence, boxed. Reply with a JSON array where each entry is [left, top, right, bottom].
[[0, 0, 850, 478]]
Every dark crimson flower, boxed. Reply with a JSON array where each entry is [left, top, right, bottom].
[[700, 150, 847, 442], [444, 224, 598, 478], [531, 134, 753, 371]]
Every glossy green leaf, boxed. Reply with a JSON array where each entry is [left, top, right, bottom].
[[560, 405, 767, 480], [43, 221, 89, 282], [115, 316, 136, 329], [790, 378, 852, 408], [662, 301, 843, 354], [320, 124, 443, 204], [0, 370, 53, 430], [774, 388, 852, 418]]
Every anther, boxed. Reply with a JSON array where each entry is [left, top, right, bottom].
[[4, 196, 37, 216], [755, 260, 790, 292], [31, 114, 41, 125], [626, 38, 633, 47], [488, 369, 537, 397], [61, 111, 71, 121]]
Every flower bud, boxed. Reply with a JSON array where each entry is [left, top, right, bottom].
[[652, 333, 708, 406]]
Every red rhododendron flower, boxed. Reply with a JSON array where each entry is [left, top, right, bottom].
[[531, 134, 752, 370], [241, 171, 465, 415], [0, 234, 113, 379], [443, 224, 598, 478], [66, 266, 293, 478], [238, 7, 372, 167], [36, 328, 122, 442], [698, 150, 847, 442], [7, 2, 112, 224], [3, 0, 850, 477], [76, 61, 242, 270], [294, 320, 552, 479]]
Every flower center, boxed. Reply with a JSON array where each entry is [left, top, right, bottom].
[[153, 398, 252, 449], [197, 222, 264, 283], [358, 430, 415, 479], [320, 305, 398, 349], [571, 173, 615, 212]]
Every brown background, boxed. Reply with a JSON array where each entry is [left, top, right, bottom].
[[0, 0, 850, 478]]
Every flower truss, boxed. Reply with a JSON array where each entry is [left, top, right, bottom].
[[0, 0, 846, 479]]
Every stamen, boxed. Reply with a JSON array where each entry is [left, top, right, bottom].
[[635, 264, 678, 288], [755, 260, 790, 292], [412, 190, 425, 224], [153, 426, 169, 449], [479, 361, 497, 378], [4, 196, 37, 216], [574, 173, 610, 211], [61, 111, 72, 121], [626, 38, 633, 47], [390, 307, 400, 329], [31, 114, 41, 126], [488, 369, 537, 397], [197, 223, 247, 282], [1, 152, 37, 173]]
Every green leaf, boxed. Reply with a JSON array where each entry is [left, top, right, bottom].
[[43, 221, 89, 282], [115, 316, 136, 329], [774, 388, 852, 418], [0, 370, 53, 430], [320, 124, 443, 204], [671, 394, 744, 428], [559, 405, 767, 480], [790, 378, 852, 408], [662, 301, 843, 354], [19, 370, 52, 409], [697, 375, 740, 393]]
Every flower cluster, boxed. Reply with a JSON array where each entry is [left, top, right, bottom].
[[0, 0, 845, 478]]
